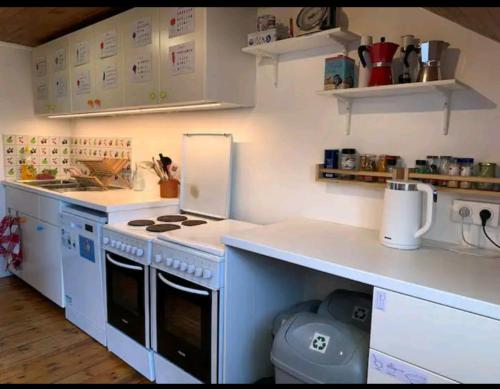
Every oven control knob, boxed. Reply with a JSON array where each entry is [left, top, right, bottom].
[[103, 237, 110, 245], [165, 257, 173, 267], [131, 247, 138, 255], [155, 254, 163, 263], [202, 269, 212, 279], [173, 259, 180, 269], [194, 267, 203, 277], [111, 240, 116, 247], [180, 262, 188, 272], [187, 264, 195, 274], [136, 248, 144, 257], [116, 241, 122, 249]]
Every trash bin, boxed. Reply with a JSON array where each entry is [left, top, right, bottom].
[[272, 299, 321, 337], [271, 312, 369, 384], [317, 289, 372, 332]]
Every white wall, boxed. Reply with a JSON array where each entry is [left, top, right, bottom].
[[70, 7, 500, 249], [0, 42, 72, 276]]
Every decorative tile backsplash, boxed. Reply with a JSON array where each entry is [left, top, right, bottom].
[[3, 134, 132, 180]]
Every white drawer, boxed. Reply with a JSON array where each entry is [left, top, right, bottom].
[[368, 349, 456, 384], [5, 187, 39, 218], [371, 287, 500, 383]]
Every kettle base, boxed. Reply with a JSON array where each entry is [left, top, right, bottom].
[[380, 240, 421, 250]]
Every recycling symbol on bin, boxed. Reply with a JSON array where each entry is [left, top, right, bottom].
[[309, 332, 330, 354]]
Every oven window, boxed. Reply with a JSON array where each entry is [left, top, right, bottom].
[[112, 270, 140, 315], [164, 293, 202, 349]]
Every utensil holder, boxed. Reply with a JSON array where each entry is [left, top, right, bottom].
[[159, 179, 179, 198]]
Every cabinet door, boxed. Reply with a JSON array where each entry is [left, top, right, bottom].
[[121, 7, 160, 107], [18, 214, 64, 307], [93, 14, 124, 110], [159, 7, 206, 104], [47, 36, 71, 114], [69, 26, 96, 113], [32, 44, 50, 115]]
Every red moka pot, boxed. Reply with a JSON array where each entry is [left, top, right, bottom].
[[368, 37, 399, 86]]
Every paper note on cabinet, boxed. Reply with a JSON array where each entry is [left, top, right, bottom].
[[75, 41, 90, 66], [75, 70, 91, 95], [54, 75, 67, 98], [168, 7, 195, 38], [131, 17, 152, 47], [99, 30, 118, 59], [130, 54, 152, 83], [36, 80, 48, 100], [169, 41, 195, 76], [35, 57, 47, 77], [101, 65, 118, 89], [54, 48, 66, 72]]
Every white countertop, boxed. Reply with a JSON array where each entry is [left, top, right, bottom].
[[222, 218, 500, 320], [3, 180, 179, 212]]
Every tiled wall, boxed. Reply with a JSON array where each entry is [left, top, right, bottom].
[[2, 134, 132, 180]]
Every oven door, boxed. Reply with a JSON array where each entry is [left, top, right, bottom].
[[106, 251, 147, 346], [155, 270, 218, 383]]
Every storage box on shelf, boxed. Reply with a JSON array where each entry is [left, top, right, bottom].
[[316, 164, 500, 197]]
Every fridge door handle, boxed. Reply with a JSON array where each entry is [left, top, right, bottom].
[[158, 273, 209, 296], [106, 253, 143, 271]]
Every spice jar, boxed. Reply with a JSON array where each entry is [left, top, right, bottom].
[[359, 154, 376, 182], [415, 160, 431, 183], [477, 162, 496, 191], [377, 155, 387, 183], [426, 155, 439, 185], [438, 156, 452, 186], [459, 158, 474, 189], [447, 158, 460, 188], [340, 148, 356, 180], [386, 156, 398, 180]]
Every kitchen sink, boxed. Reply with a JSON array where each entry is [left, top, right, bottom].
[[18, 179, 125, 192]]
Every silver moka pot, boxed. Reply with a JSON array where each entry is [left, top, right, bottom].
[[417, 40, 449, 82]]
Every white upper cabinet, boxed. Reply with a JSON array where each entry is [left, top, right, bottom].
[[32, 44, 50, 115], [120, 7, 160, 107], [92, 14, 124, 110], [31, 7, 256, 116], [47, 36, 71, 114], [69, 26, 95, 113]]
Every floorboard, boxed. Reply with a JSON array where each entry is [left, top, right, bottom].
[[0, 276, 150, 384]]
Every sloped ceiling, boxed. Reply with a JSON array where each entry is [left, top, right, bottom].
[[0, 7, 130, 47], [425, 7, 500, 43]]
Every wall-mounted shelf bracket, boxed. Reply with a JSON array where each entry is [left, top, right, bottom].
[[336, 96, 353, 135], [256, 54, 280, 88], [435, 87, 452, 135]]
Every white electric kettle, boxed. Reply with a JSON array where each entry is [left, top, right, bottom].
[[379, 180, 437, 250]]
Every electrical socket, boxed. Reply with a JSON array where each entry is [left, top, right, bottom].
[[451, 200, 500, 228]]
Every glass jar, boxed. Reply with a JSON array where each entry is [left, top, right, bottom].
[[359, 154, 376, 182], [340, 148, 357, 180], [438, 156, 452, 186], [477, 162, 496, 191], [426, 155, 439, 185], [386, 156, 398, 180], [447, 158, 460, 188], [459, 158, 474, 189], [377, 155, 387, 183], [415, 160, 431, 183]]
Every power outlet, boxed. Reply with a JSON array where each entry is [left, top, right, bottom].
[[452, 200, 500, 228]]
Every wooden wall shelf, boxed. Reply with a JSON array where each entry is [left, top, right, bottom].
[[316, 164, 500, 197]]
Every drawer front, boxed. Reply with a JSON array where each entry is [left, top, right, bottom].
[[6, 187, 39, 218], [367, 349, 456, 384], [371, 288, 500, 383], [39, 195, 61, 225]]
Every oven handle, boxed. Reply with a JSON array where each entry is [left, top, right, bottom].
[[106, 253, 143, 271], [158, 273, 209, 296]]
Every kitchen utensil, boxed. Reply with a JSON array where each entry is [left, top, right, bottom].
[[159, 178, 179, 198], [398, 35, 419, 83], [368, 37, 399, 86], [379, 180, 436, 250], [295, 7, 336, 36], [132, 163, 146, 191], [417, 40, 449, 82], [357, 35, 373, 88]]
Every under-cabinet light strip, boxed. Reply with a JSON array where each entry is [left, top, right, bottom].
[[47, 103, 222, 119]]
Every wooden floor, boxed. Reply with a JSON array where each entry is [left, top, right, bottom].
[[0, 276, 150, 384]]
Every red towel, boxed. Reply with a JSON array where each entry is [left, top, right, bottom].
[[0, 215, 23, 271]]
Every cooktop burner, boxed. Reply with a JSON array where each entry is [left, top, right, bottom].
[[128, 219, 155, 227], [182, 220, 208, 227], [157, 215, 188, 223], [146, 224, 182, 233]]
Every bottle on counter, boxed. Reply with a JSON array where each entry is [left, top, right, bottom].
[[447, 158, 460, 188], [459, 158, 474, 189], [340, 148, 357, 180]]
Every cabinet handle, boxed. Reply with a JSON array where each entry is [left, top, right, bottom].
[[160, 91, 167, 99]]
